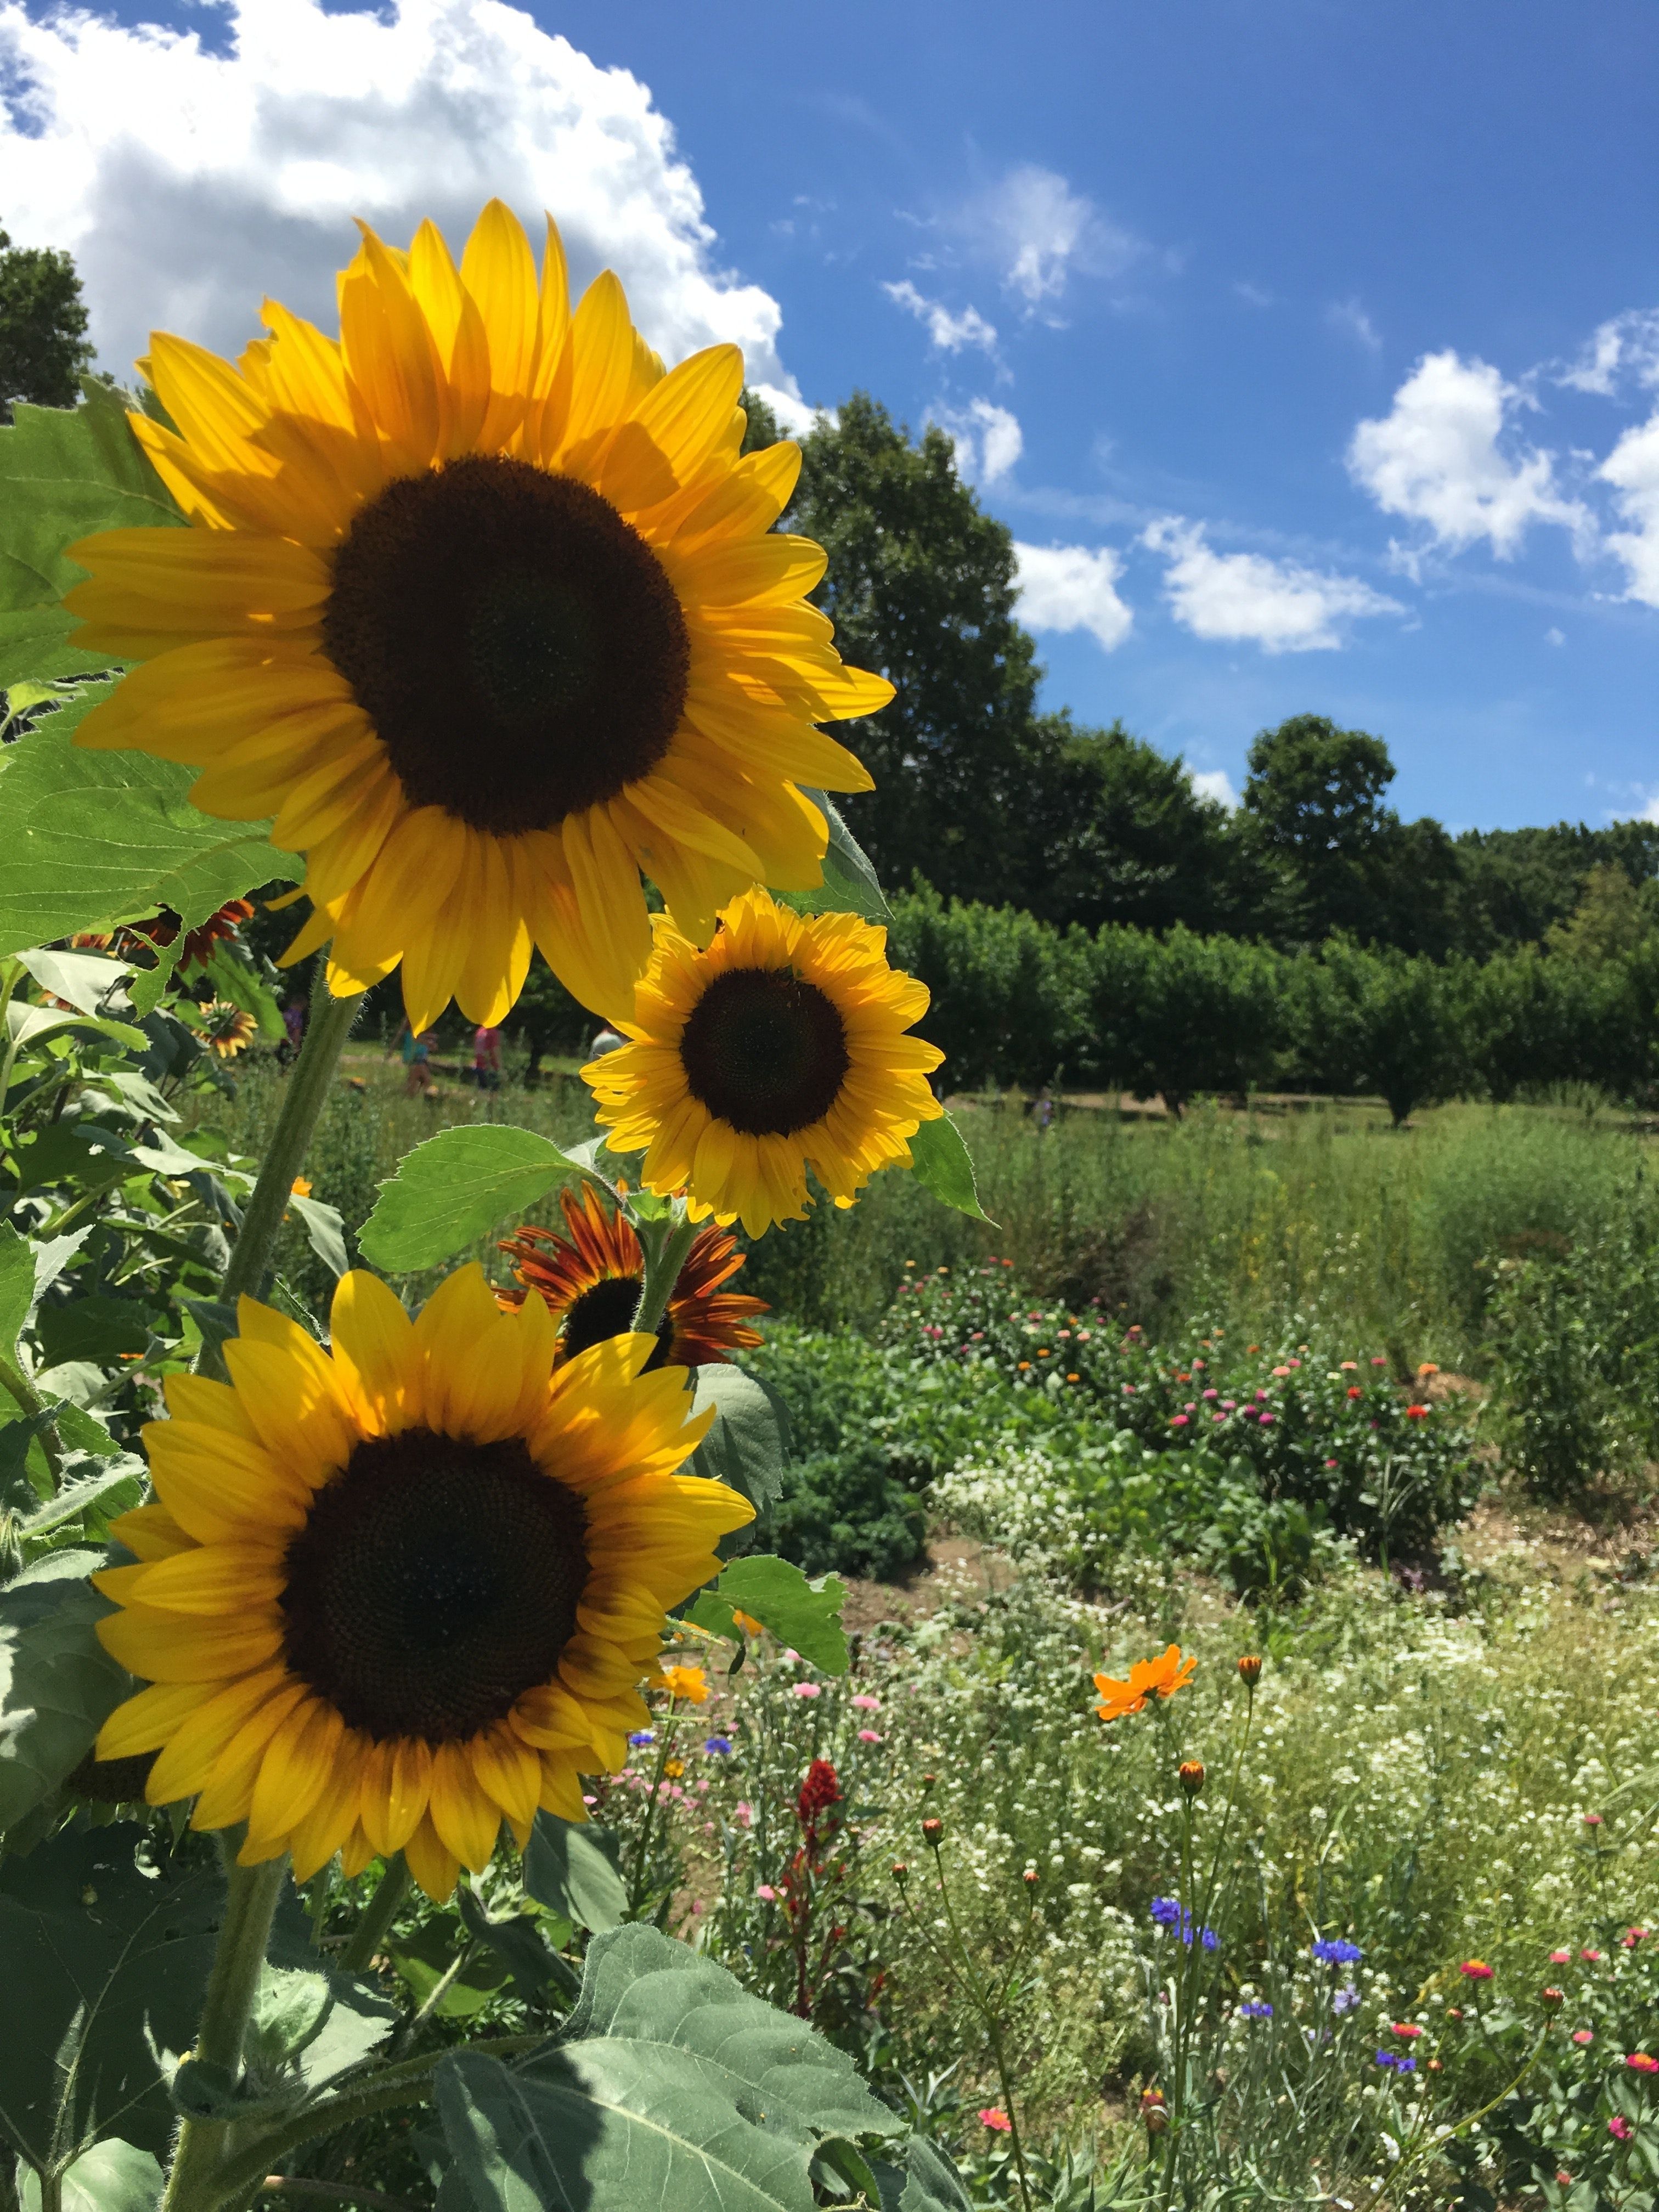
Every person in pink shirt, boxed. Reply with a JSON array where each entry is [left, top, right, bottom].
[[472, 1024, 504, 1091]]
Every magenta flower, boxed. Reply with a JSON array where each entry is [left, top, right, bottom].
[[851, 1694, 882, 1710], [1610, 2115, 1634, 2141]]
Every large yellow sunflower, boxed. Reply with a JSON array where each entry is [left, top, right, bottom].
[[584, 886, 945, 1237], [64, 201, 889, 1029], [500, 1182, 766, 1368], [91, 1263, 751, 1901]]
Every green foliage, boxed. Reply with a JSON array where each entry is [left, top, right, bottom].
[[0, 234, 92, 417], [689, 1555, 849, 1674], [907, 1111, 991, 1220], [686, 1365, 790, 1538], [524, 1813, 630, 1934], [18, 2138, 162, 2212], [357, 1123, 598, 1272], [0, 1551, 129, 1841], [436, 1924, 913, 2212]]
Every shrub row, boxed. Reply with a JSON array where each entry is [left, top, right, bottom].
[[887, 885, 1659, 1114]]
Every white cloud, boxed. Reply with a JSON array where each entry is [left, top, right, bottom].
[[1327, 297, 1381, 352], [882, 279, 998, 356], [1188, 768, 1239, 809], [1012, 541, 1133, 651], [1142, 517, 1401, 653], [752, 383, 826, 440], [1557, 309, 1659, 396], [0, 0, 808, 408], [1546, 625, 1566, 646], [956, 165, 1141, 309], [1347, 351, 1589, 559], [938, 398, 1023, 485], [1600, 409, 1659, 607]]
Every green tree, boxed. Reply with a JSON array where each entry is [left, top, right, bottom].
[[786, 393, 1050, 907], [1545, 860, 1652, 964], [1241, 713, 1398, 942], [0, 227, 92, 418]]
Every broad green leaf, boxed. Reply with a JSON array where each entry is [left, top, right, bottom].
[[780, 790, 890, 923], [523, 1812, 629, 1934], [686, 1555, 847, 1677], [242, 1961, 394, 2102], [0, 605, 109, 691], [686, 1365, 790, 1535], [289, 1192, 348, 1279], [17, 947, 135, 1018], [128, 1129, 252, 1186], [0, 1550, 130, 1836], [0, 1823, 221, 2163], [0, 387, 182, 620], [0, 1224, 32, 1361], [200, 939, 284, 1037], [895, 2139, 975, 2212], [437, 1926, 900, 2212], [456, 1882, 575, 2002], [35, 1295, 156, 1367], [19, 2137, 163, 2212], [15, 1458, 144, 1542], [0, 704, 298, 961], [5, 1001, 147, 1055], [359, 1125, 589, 1271], [906, 1111, 992, 1222], [389, 1917, 511, 2021]]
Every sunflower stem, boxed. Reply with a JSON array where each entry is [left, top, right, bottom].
[[161, 1853, 290, 2212], [338, 1853, 410, 1976], [208, 978, 362, 1357], [629, 1209, 697, 1342]]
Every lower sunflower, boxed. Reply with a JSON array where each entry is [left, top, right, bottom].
[[583, 886, 946, 1237], [500, 1182, 766, 1368], [92, 1263, 751, 1901]]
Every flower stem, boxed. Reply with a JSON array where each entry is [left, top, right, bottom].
[[626, 1700, 680, 1916], [161, 1853, 289, 2212], [212, 979, 362, 1342], [629, 1210, 697, 1342], [338, 1853, 409, 1975]]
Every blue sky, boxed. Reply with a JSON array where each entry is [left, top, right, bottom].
[[4, 0, 1657, 830]]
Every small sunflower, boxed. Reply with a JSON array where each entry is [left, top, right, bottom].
[[65, 201, 888, 1029], [91, 1264, 752, 1901], [584, 887, 944, 1236], [500, 1183, 766, 1368], [203, 1003, 258, 1058]]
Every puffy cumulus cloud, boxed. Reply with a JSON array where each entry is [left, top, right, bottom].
[[1143, 518, 1401, 654], [0, 0, 806, 407], [1600, 410, 1659, 607], [1556, 308, 1659, 397], [938, 398, 1022, 486], [882, 279, 998, 356], [1188, 768, 1239, 810], [955, 165, 1142, 311], [1012, 541, 1132, 651], [1346, 351, 1588, 560]]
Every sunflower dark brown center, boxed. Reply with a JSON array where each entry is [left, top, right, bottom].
[[678, 964, 850, 1136], [278, 1427, 589, 1743], [559, 1272, 675, 1370], [321, 455, 691, 836]]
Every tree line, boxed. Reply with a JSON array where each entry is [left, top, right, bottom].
[[886, 877, 1659, 1122]]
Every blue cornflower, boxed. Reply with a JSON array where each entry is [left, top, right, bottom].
[[1332, 1985, 1361, 2016], [1374, 2050, 1398, 2071], [1200, 1926, 1220, 1951], [1149, 1898, 1218, 1950], [1396, 2057, 1417, 2075], [1312, 1937, 1364, 1966], [704, 1735, 734, 1755], [1149, 1897, 1183, 1928], [1238, 2001, 1274, 2019], [628, 1730, 655, 1748]]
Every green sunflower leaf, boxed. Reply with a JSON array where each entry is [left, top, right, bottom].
[[686, 1553, 847, 1677], [436, 1925, 900, 2212], [358, 1124, 595, 1272], [0, 702, 298, 962], [0, 1549, 130, 1838], [905, 1110, 993, 1222], [777, 789, 891, 924], [0, 1822, 222, 2164], [523, 1813, 629, 1935], [0, 385, 182, 616], [685, 1365, 790, 1542], [18, 2138, 164, 2212], [287, 1193, 349, 1280]]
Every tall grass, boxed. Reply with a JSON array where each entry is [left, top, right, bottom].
[[193, 1052, 1659, 1366]]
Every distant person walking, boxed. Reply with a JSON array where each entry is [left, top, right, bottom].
[[472, 1024, 504, 1090], [391, 1018, 436, 1098], [1033, 1085, 1056, 1133], [279, 994, 306, 1068], [588, 1023, 626, 1060]]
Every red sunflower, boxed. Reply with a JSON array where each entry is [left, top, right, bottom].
[[500, 1183, 766, 1370]]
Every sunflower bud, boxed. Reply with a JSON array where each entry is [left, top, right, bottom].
[[1237, 1654, 1262, 1686], [1178, 1759, 1206, 1798]]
